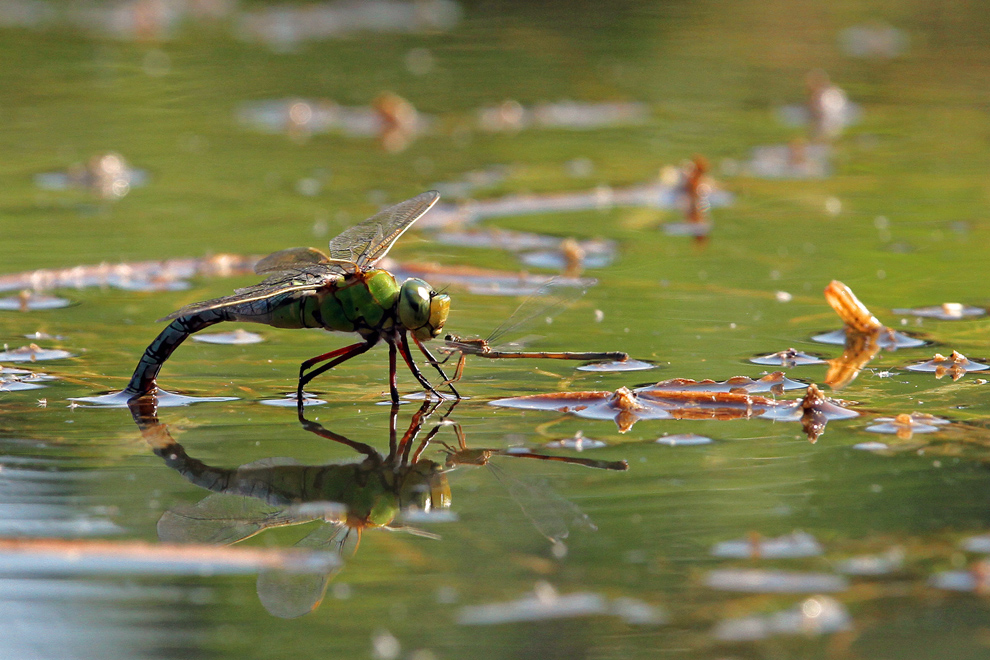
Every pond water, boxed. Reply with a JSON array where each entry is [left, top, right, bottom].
[[2, 0, 990, 657]]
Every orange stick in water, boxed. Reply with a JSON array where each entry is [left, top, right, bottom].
[[824, 280, 883, 334]]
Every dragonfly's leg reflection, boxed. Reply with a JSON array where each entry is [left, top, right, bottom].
[[297, 338, 378, 405]]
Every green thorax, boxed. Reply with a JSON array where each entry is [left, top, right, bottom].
[[269, 269, 400, 334]]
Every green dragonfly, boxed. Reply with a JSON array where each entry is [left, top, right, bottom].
[[123, 191, 457, 404]]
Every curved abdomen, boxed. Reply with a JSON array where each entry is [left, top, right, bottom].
[[124, 309, 230, 396]]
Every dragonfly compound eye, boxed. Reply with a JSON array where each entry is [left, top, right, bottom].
[[399, 278, 448, 340]]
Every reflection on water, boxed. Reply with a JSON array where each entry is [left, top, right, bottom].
[[132, 398, 626, 618]]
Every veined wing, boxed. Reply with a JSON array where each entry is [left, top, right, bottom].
[[257, 521, 355, 619], [328, 190, 440, 271], [443, 279, 584, 353], [157, 493, 302, 545], [254, 246, 351, 275], [158, 265, 341, 322]]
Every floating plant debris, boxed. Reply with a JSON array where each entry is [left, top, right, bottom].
[[492, 380, 854, 439], [491, 387, 671, 434], [0, 254, 259, 294], [852, 441, 890, 452], [892, 302, 985, 320], [544, 432, 607, 451], [820, 280, 925, 347], [70, 390, 239, 408], [434, 229, 616, 274], [0, 537, 336, 576], [192, 329, 265, 345], [835, 547, 905, 576], [839, 23, 909, 58], [814, 282, 926, 374], [456, 581, 666, 626], [823, 280, 882, 333], [637, 371, 807, 395], [0, 292, 72, 311], [711, 596, 851, 642], [35, 153, 148, 200], [930, 562, 990, 593], [24, 332, 64, 340], [655, 433, 713, 446], [865, 413, 950, 439], [236, 95, 432, 151], [477, 100, 649, 132], [704, 569, 848, 593], [388, 259, 595, 297], [432, 166, 509, 199], [960, 535, 990, 553], [710, 531, 824, 559], [777, 70, 860, 141], [0, 377, 45, 392], [575, 359, 655, 372], [750, 348, 826, 367], [743, 142, 831, 179], [259, 393, 327, 408], [0, 344, 73, 362], [0, 367, 55, 392], [904, 351, 988, 380], [236, 0, 462, 50], [418, 178, 732, 230]]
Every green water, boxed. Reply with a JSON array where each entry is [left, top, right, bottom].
[[2, 0, 990, 657]]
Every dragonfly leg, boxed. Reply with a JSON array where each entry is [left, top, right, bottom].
[[388, 340, 399, 403], [297, 338, 377, 404], [412, 336, 461, 399], [397, 332, 444, 400]]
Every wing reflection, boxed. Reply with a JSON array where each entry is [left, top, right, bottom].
[[129, 397, 627, 618]]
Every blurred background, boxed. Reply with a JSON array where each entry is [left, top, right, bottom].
[[2, 0, 990, 658]]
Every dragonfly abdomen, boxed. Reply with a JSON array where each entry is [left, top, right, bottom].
[[125, 308, 229, 396]]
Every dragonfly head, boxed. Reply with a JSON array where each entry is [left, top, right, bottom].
[[398, 278, 450, 340], [398, 460, 451, 512]]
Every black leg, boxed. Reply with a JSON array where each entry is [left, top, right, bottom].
[[397, 332, 443, 399], [388, 340, 399, 403], [412, 335, 461, 399]]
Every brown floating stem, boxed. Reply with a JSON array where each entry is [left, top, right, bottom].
[[824, 280, 883, 334]]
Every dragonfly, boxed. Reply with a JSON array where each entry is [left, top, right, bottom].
[[436, 283, 630, 383], [123, 191, 457, 404]]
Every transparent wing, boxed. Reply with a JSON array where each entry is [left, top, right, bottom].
[[158, 266, 341, 321], [328, 191, 440, 270], [254, 246, 349, 275], [157, 493, 300, 545], [484, 279, 586, 347], [485, 461, 596, 544], [256, 522, 356, 619]]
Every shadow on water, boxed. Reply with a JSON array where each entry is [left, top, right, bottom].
[[129, 396, 627, 618]]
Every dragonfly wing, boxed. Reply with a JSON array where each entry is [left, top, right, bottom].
[[486, 462, 596, 543], [254, 247, 337, 275], [256, 522, 354, 619], [157, 266, 342, 321], [328, 191, 440, 271], [485, 278, 585, 346], [157, 493, 298, 545]]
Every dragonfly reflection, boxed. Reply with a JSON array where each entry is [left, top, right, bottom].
[[129, 398, 627, 618]]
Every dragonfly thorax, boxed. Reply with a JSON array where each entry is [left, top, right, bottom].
[[398, 278, 449, 340]]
